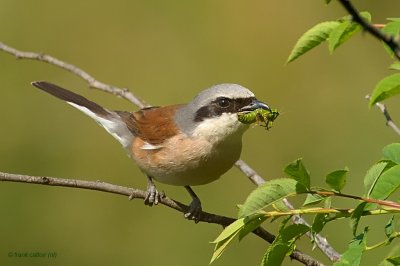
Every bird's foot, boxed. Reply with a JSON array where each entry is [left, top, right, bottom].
[[184, 197, 202, 223], [143, 176, 164, 206]]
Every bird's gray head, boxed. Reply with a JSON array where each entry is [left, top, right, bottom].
[[175, 84, 270, 143]]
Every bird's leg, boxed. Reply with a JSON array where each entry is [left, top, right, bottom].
[[184, 186, 202, 222], [144, 176, 163, 206]]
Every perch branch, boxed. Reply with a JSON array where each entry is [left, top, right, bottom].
[[0, 171, 322, 266], [0, 41, 337, 263]]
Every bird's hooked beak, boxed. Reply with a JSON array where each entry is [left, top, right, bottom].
[[239, 99, 271, 112]]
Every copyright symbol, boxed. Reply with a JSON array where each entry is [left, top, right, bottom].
[[8, 252, 13, 257]]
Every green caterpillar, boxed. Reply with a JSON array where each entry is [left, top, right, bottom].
[[237, 108, 279, 130]]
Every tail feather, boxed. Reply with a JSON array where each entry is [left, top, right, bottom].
[[32, 81, 110, 118], [32, 81, 134, 148]]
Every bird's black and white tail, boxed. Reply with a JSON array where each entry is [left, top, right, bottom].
[[32, 81, 133, 148]]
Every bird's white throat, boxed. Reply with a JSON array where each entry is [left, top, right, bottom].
[[191, 112, 249, 144]]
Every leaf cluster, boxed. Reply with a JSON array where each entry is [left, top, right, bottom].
[[287, 12, 400, 107], [212, 144, 400, 265], [211, 5, 400, 266]]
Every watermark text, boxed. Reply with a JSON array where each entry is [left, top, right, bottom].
[[8, 251, 57, 259]]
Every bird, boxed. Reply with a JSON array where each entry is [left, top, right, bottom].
[[32, 81, 272, 221]]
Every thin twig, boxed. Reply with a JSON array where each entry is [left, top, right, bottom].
[[0, 42, 148, 108], [235, 159, 266, 185], [0, 41, 333, 264], [316, 190, 400, 209], [365, 95, 400, 136], [0, 171, 322, 266], [337, 0, 400, 60]]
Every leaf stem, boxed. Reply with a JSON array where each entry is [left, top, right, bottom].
[[313, 191, 400, 209], [261, 207, 400, 220], [365, 232, 400, 251]]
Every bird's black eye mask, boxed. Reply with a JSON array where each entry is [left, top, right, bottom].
[[194, 97, 256, 122]]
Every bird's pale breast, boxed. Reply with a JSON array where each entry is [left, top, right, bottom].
[[130, 134, 242, 186]]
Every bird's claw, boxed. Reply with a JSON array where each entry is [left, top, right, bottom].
[[144, 181, 164, 206], [184, 198, 202, 223]]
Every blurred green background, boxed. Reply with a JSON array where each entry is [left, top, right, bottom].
[[1, 1, 400, 265]]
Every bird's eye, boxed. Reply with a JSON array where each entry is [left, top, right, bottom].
[[216, 97, 231, 108]]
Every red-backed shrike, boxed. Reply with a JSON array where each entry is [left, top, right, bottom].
[[32, 81, 271, 221]]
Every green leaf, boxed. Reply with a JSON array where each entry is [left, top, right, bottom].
[[380, 19, 399, 58], [284, 158, 311, 189], [383, 44, 395, 59], [211, 214, 270, 263], [280, 224, 310, 241], [385, 216, 395, 239], [287, 21, 340, 63], [261, 244, 290, 266], [303, 193, 326, 206], [369, 165, 400, 200], [325, 0, 333, 4], [210, 231, 240, 263], [211, 218, 245, 244], [350, 202, 367, 236], [238, 178, 307, 218], [360, 12, 372, 23], [326, 168, 348, 192], [312, 213, 329, 234], [334, 228, 368, 266], [383, 143, 400, 164], [272, 199, 290, 212], [386, 256, 400, 265], [238, 214, 267, 241], [380, 244, 400, 266], [210, 218, 245, 263], [261, 223, 310, 266], [324, 196, 332, 209], [369, 74, 400, 106], [328, 21, 360, 53], [383, 21, 400, 37], [364, 162, 389, 197], [389, 62, 400, 71], [338, 12, 371, 23], [383, 29, 400, 50], [383, 215, 400, 246]]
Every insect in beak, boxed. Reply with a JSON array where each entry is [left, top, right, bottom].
[[237, 100, 279, 130]]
